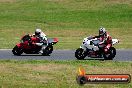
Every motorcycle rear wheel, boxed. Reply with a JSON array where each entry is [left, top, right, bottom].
[[103, 47, 116, 60]]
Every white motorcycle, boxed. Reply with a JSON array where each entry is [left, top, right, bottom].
[[75, 36, 119, 60]]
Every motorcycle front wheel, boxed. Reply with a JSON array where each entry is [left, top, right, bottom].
[[42, 45, 53, 56], [75, 48, 87, 60]]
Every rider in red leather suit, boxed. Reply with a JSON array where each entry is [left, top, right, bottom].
[[93, 27, 112, 53]]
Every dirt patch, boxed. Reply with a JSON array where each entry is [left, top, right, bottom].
[[105, 0, 132, 5], [45, 29, 96, 37], [0, 0, 17, 3], [23, 64, 71, 72]]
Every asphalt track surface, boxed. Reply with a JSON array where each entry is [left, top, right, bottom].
[[0, 49, 132, 61]]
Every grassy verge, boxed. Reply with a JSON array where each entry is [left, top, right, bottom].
[[0, 60, 131, 88], [0, 0, 132, 49]]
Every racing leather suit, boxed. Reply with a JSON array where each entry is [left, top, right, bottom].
[[93, 32, 112, 53], [33, 32, 48, 53], [35, 32, 48, 46]]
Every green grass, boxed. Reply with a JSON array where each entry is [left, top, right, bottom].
[[0, 1, 131, 88], [0, 60, 131, 88], [0, 0, 132, 49]]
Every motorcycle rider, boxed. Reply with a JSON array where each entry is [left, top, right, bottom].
[[93, 27, 112, 54], [34, 28, 48, 53]]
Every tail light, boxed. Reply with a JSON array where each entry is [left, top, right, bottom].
[[54, 38, 59, 42]]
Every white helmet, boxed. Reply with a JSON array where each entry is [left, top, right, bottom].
[[35, 29, 42, 35], [99, 27, 106, 36]]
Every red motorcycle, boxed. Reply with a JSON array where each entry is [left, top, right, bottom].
[[12, 34, 58, 56]]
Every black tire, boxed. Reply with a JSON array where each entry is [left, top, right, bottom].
[[12, 46, 23, 56], [103, 47, 116, 60], [75, 48, 87, 60], [42, 45, 53, 56], [76, 76, 87, 85]]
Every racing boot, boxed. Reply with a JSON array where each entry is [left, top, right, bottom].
[[39, 45, 47, 54], [98, 48, 103, 58]]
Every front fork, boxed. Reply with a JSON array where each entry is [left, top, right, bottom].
[[80, 45, 89, 56], [80, 45, 87, 51]]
